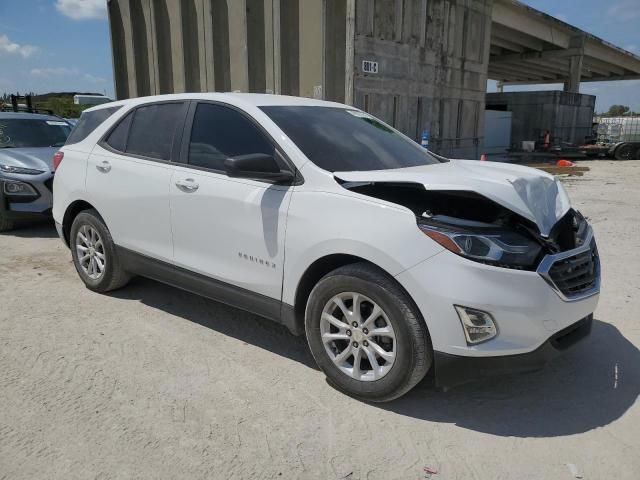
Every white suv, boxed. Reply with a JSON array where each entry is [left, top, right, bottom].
[[53, 94, 600, 401]]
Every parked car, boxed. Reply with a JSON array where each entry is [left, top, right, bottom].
[[52, 94, 600, 401], [0, 112, 72, 231]]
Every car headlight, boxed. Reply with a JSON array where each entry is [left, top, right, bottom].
[[0, 164, 45, 175], [419, 222, 542, 269], [3, 180, 39, 196]]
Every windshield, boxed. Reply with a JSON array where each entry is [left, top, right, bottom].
[[0, 118, 71, 148], [260, 106, 441, 172]]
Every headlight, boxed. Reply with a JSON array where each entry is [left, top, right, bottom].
[[419, 222, 541, 268], [0, 164, 45, 175], [3, 180, 39, 196]]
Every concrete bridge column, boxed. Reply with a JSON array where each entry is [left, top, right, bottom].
[[228, 0, 249, 91], [564, 35, 585, 93]]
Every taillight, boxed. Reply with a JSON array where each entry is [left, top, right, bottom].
[[53, 151, 64, 172]]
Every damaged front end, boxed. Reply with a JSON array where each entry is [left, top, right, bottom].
[[339, 180, 590, 272]]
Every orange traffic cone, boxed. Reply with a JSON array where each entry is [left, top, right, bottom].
[[557, 159, 574, 167]]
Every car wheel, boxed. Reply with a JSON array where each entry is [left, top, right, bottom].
[[305, 263, 432, 402], [70, 209, 131, 292], [0, 213, 14, 232], [614, 143, 635, 160]]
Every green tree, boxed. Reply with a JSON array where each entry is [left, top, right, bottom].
[[607, 105, 630, 116]]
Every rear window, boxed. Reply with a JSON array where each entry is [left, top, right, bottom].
[[65, 106, 121, 145]]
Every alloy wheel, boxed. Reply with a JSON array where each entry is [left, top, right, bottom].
[[76, 225, 106, 280], [320, 292, 396, 381]]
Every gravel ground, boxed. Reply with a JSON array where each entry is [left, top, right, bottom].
[[1, 160, 639, 480]]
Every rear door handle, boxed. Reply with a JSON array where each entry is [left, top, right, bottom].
[[96, 160, 111, 173], [175, 178, 199, 192]]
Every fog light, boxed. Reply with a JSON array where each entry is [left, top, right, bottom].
[[454, 306, 497, 345], [3, 181, 38, 196]]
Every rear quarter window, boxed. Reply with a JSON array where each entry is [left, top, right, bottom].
[[65, 106, 121, 145]]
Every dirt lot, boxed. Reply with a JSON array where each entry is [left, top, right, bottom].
[[1, 160, 639, 480]]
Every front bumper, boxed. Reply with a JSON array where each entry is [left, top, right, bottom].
[[434, 314, 593, 388], [0, 173, 53, 221], [396, 237, 600, 386]]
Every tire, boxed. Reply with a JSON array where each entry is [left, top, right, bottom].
[[70, 209, 131, 292], [0, 213, 14, 232], [305, 263, 432, 402], [614, 143, 636, 160]]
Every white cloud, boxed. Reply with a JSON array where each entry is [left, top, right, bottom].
[[0, 34, 38, 58], [31, 67, 79, 77], [607, 1, 640, 21], [29, 67, 106, 85], [83, 73, 106, 83], [55, 0, 107, 20]]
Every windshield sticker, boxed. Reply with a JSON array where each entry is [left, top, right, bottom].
[[46, 121, 68, 126]]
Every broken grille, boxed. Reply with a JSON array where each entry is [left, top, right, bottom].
[[545, 238, 599, 299]]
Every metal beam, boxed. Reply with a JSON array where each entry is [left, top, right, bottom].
[[491, 23, 545, 51], [501, 74, 640, 86], [517, 60, 570, 77], [488, 64, 547, 81], [492, 0, 571, 48], [490, 47, 582, 64], [488, 70, 531, 82], [490, 36, 524, 53], [487, 67, 531, 81], [581, 61, 610, 77], [585, 40, 640, 74], [582, 56, 625, 76], [524, 57, 570, 74]]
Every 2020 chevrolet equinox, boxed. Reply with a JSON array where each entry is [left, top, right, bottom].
[[53, 94, 600, 401]]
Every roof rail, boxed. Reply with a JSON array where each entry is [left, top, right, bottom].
[[0, 94, 55, 116]]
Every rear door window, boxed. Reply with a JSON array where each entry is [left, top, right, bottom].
[[66, 106, 120, 145], [125, 103, 186, 161]]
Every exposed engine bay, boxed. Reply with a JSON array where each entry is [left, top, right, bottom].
[[340, 181, 588, 271]]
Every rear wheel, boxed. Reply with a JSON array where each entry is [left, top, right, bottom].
[[614, 143, 636, 160], [70, 209, 130, 292], [305, 263, 432, 402]]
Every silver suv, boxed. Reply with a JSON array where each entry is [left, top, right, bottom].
[[0, 112, 72, 231]]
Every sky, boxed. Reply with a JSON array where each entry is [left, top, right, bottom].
[[0, 0, 638, 111]]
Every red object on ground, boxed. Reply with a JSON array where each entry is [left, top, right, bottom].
[[557, 159, 575, 167], [480, 154, 488, 161]]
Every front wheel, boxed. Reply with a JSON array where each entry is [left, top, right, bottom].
[[305, 263, 432, 402]]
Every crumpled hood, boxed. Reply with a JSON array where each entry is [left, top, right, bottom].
[[0, 147, 57, 172], [335, 160, 571, 237]]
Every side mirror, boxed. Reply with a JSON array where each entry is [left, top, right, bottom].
[[224, 153, 295, 183]]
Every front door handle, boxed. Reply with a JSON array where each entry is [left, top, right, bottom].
[[96, 160, 111, 173], [175, 178, 199, 192]]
